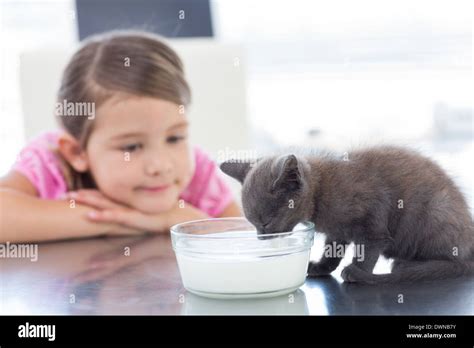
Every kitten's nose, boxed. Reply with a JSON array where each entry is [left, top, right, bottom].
[[256, 228, 267, 240], [257, 233, 272, 240], [257, 229, 279, 240]]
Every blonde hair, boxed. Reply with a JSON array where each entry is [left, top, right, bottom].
[[55, 30, 191, 190]]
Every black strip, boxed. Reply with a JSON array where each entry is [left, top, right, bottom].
[[0, 315, 473, 346]]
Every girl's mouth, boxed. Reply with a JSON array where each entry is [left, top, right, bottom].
[[137, 184, 171, 193]]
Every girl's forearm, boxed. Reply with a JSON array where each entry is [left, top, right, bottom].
[[0, 189, 118, 243]]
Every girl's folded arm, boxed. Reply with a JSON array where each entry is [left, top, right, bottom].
[[0, 171, 141, 243]]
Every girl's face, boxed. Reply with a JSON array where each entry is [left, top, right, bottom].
[[85, 95, 195, 214]]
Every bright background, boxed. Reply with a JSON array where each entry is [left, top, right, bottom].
[[1, 0, 472, 211]]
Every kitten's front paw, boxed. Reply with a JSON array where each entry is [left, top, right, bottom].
[[307, 261, 334, 277], [341, 264, 368, 283]]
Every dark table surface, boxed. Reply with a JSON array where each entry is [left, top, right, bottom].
[[1, 234, 473, 315]]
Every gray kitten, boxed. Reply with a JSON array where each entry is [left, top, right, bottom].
[[220, 146, 474, 284]]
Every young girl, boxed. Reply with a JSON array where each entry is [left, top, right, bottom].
[[0, 31, 241, 243]]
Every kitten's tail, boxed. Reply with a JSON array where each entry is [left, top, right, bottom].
[[359, 259, 474, 284]]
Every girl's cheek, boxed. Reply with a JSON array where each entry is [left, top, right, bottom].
[[179, 150, 195, 187], [96, 154, 136, 184], [183, 142, 195, 171]]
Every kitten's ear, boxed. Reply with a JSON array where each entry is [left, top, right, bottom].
[[272, 154, 302, 192], [219, 161, 253, 184]]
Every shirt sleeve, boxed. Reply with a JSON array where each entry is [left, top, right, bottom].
[[12, 131, 68, 200], [180, 146, 235, 217]]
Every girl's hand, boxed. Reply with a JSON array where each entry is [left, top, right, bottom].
[[66, 189, 208, 233], [66, 189, 130, 210], [87, 202, 209, 233], [65, 190, 148, 236]]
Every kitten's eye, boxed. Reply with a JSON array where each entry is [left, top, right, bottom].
[[120, 143, 143, 152], [167, 135, 185, 144]]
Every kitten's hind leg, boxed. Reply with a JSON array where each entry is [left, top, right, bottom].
[[391, 258, 420, 273], [308, 239, 347, 277]]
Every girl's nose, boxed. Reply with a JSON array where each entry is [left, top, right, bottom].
[[145, 155, 172, 176]]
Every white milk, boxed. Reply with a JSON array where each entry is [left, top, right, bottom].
[[175, 249, 310, 296]]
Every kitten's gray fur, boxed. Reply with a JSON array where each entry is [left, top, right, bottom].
[[220, 146, 474, 284]]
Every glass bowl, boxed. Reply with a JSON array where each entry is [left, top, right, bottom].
[[170, 217, 315, 299]]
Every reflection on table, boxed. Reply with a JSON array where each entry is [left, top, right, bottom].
[[1, 234, 472, 315]]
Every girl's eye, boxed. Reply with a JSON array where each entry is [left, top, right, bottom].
[[120, 143, 143, 152], [167, 135, 185, 144]]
